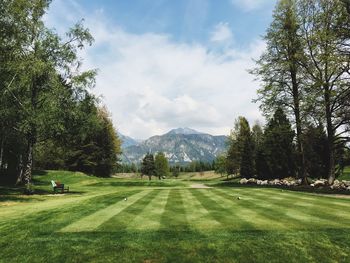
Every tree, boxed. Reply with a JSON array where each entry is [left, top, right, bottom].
[[226, 117, 254, 178], [141, 153, 155, 181], [33, 103, 122, 177], [303, 124, 329, 179], [214, 155, 227, 177], [0, 0, 96, 189], [298, 0, 350, 184], [262, 108, 296, 179], [252, 0, 308, 184], [171, 165, 180, 178], [154, 152, 169, 180]]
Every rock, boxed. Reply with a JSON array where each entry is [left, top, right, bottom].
[[237, 197, 241, 200], [310, 184, 315, 187], [240, 178, 248, 185], [347, 186, 350, 191], [247, 178, 257, 184], [343, 181, 350, 187], [261, 180, 268, 186], [314, 180, 326, 187]]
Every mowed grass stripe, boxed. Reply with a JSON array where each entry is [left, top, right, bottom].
[[190, 189, 255, 230], [181, 189, 221, 230], [202, 189, 287, 230], [97, 189, 160, 232], [127, 189, 170, 231], [61, 190, 150, 232], [230, 188, 350, 222], [214, 189, 347, 229], [237, 187, 350, 208], [159, 189, 189, 230]]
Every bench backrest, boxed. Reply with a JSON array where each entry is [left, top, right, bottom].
[[51, 180, 57, 187]]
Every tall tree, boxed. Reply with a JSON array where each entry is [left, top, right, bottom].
[[141, 153, 155, 181], [263, 108, 296, 179], [252, 0, 308, 183], [226, 117, 254, 178], [298, 0, 350, 184], [154, 152, 169, 180], [0, 0, 96, 188]]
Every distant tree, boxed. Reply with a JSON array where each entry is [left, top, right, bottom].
[[263, 108, 296, 179], [171, 165, 180, 178], [214, 155, 227, 178], [227, 117, 254, 178], [141, 153, 155, 180], [154, 152, 169, 180], [251, 122, 271, 180]]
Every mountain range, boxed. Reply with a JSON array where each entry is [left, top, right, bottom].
[[119, 128, 228, 164]]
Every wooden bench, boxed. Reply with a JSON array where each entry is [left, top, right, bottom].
[[51, 180, 69, 194]]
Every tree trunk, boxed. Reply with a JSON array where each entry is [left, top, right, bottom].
[[16, 155, 24, 185], [148, 175, 151, 181], [16, 137, 34, 188], [324, 85, 336, 185], [291, 70, 307, 184]]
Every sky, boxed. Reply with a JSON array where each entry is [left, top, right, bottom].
[[44, 0, 277, 139]]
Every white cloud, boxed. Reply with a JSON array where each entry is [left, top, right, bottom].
[[231, 0, 274, 12], [45, 0, 265, 139], [210, 22, 233, 43]]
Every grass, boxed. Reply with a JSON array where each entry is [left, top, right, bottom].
[[339, 166, 350, 181], [1, 171, 350, 262]]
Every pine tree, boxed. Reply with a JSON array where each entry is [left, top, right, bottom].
[[141, 153, 155, 181], [226, 117, 254, 178], [263, 108, 296, 179]]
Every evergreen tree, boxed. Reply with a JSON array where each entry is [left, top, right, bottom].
[[141, 153, 155, 181], [226, 117, 254, 178], [263, 108, 296, 179], [303, 124, 328, 179], [154, 152, 169, 180]]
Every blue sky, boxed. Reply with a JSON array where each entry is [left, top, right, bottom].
[[45, 0, 277, 139], [74, 0, 274, 46]]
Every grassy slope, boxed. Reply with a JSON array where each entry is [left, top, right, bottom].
[[1, 171, 350, 262]]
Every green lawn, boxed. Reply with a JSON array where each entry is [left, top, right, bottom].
[[339, 166, 350, 180], [1, 171, 350, 262]]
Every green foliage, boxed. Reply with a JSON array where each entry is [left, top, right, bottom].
[[34, 104, 122, 177], [0, 1, 123, 184], [214, 155, 227, 176], [260, 108, 296, 179], [226, 117, 254, 178], [141, 153, 155, 180], [154, 152, 169, 179], [171, 165, 180, 178], [303, 124, 329, 179]]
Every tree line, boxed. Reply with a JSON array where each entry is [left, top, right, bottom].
[[0, 0, 121, 188], [223, 0, 350, 184]]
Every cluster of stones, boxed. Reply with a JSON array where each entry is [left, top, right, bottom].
[[239, 178, 350, 191]]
